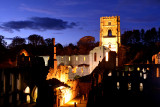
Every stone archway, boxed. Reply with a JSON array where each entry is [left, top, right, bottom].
[[31, 86, 38, 102], [24, 86, 30, 103]]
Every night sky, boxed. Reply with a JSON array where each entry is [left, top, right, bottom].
[[0, 0, 160, 46]]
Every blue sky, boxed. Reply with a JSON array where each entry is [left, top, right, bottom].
[[0, 0, 160, 46]]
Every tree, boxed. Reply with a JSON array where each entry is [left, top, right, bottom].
[[28, 34, 45, 47], [121, 31, 132, 45], [0, 35, 7, 47], [144, 30, 151, 44], [45, 38, 52, 46], [77, 36, 96, 54], [133, 30, 140, 43], [55, 43, 64, 55], [8, 36, 26, 48], [150, 27, 157, 42]]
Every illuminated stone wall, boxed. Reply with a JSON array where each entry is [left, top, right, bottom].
[[89, 46, 110, 73], [99, 16, 121, 53], [56, 46, 110, 78], [152, 52, 160, 64], [56, 55, 89, 66]]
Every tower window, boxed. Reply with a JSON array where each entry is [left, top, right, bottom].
[[108, 22, 111, 25], [108, 30, 112, 36]]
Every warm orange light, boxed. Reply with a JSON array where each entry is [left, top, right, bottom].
[[156, 68, 159, 77], [137, 67, 140, 71], [64, 88, 72, 103], [26, 95, 30, 103], [84, 57, 85, 61], [20, 49, 29, 56]]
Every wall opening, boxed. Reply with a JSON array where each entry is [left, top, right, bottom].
[[108, 30, 112, 36], [94, 53, 97, 61], [31, 86, 38, 102]]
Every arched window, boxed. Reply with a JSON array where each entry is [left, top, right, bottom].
[[108, 30, 112, 36], [94, 53, 97, 61]]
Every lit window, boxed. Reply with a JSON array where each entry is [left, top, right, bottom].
[[128, 73, 130, 76], [142, 68, 146, 73], [106, 52, 108, 61], [137, 67, 140, 71], [122, 72, 125, 76], [84, 57, 86, 61], [76, 56, 78, 61], [140, 72, 143, 77], [26, 95, 30, 103], [69, 56, 70, 61], [156, 68, 159, 77], [140, 83, 143, 91], [143, 74, 147, 79], [117, 82, 120, 90], [108, 72, 112, 76], [24, 86, 30, 94], [128, 83, 131, 90]]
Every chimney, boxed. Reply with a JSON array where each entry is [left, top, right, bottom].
[[48, 38, 57, 69], [53, 38, 57, 70]]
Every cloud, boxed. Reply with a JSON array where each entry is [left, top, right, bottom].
[[20, 4, 56, 15], [0, 17, 77, 32]]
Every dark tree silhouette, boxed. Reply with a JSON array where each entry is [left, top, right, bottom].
[[0, 35, 7, 47], [28, 34, 45, 47], [55, 43, 64, 55], [45, 38, 52, 46], [8, 36, 26, 48]]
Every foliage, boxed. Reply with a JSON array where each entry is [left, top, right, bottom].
[[8, 36, 26, 48], [28, 34, 45, 47], [45, 38, 52, 46], [0, 35, 7, 47]]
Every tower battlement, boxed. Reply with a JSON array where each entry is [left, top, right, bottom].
[[99, 16, 121, 53]]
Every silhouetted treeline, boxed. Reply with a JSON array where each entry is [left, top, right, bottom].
[[0, 35, 99, 56], [121, 27, 160, 45], [120, 27, 160, 64], [1, 27, 160, 64]]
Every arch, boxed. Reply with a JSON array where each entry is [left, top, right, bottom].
[[108, 30, 112, 36], [24, 86, 30, 94], [19, 49, 29, 56], [31, 86, 38, 102], [24, 86, 30, 103]]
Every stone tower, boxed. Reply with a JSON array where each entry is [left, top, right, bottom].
[[99, 16, 121, 53]]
